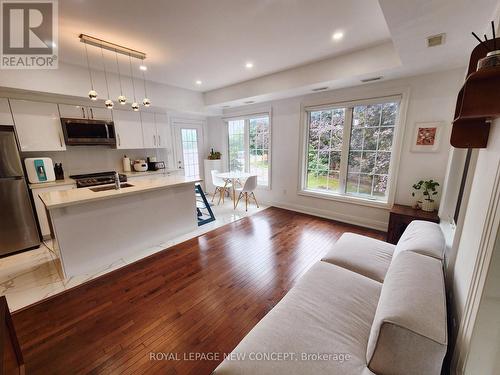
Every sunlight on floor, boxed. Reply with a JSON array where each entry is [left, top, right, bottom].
[[0, 196, 267, 312]]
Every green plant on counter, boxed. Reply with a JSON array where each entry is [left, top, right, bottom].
[[412, 179, 440, 201], [208, 148, 222, 160]]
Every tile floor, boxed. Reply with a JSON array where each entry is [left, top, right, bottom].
[[0, 198, 266, 312]]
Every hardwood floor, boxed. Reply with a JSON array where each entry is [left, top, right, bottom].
[[13, 207, 385, 375]]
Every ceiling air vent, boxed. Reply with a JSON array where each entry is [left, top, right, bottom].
[[361, 76, 383, 83], [312, 87, 329, 92], [427, 33, 446, 47]]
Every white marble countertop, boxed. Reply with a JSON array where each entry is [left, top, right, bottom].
[[39, 175, 202, 210], [29, 178, 76, 189]]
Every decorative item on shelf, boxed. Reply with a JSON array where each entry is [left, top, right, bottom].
[[410, 186, 422, 209], [412, 179, 440, 212], [208, 148, 221, 160], [128, 54, 139, 111], [115, 49, 127, 105], [411, 122, 443, 152], [141, 66, 151, 107], [133, 159, 148, 172], [83, 41, 98, 101], [451, 21, 500, 148]]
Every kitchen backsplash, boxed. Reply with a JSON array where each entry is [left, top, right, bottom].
[[22, 147, 172, 175]]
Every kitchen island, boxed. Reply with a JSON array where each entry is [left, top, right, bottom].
[[39, 175, 201, 278]]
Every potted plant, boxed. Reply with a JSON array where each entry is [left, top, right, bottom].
[[412, 179, 439, 212], [207, 148, 221, 160]]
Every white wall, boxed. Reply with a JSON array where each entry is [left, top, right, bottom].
[[21, 147, 171, 176], [205, 68, 464, 230], [0, 61, 210, 115]]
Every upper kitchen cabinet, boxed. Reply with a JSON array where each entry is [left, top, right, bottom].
[[140, 112, 157, 149], [155, 113, 171, 149], [113, 109, 144, 149], [10, 99, 66, 151], [0, 98, 14, 126], [58, 104, 112, 121]]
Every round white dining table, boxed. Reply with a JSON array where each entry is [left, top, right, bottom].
[[215, 172, 256, 209]]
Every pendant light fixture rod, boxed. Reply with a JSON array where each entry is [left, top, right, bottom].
[[115, 49, 124, 96], [84, 42, 94, 90], [79, 34, 146, 60], [129, 54, 137, 102], [101, 47, 111, 98], [142, 70, 148, 98]]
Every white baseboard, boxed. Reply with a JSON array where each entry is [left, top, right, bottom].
[[262, 199, 388, 232]]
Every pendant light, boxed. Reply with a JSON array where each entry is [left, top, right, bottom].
[[84, 42, 98, 100], [100, 47, 114, 109], [115, 49, 127, 105], [141, 65, 151, 107], [128, 54, 139, 111]]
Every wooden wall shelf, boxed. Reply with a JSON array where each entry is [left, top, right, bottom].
[[451, 37, 500, 148]]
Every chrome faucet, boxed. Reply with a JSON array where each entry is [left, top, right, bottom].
[[115, 172, 121, 190]]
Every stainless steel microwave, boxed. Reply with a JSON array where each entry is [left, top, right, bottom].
[[61, 118, 116, 146]]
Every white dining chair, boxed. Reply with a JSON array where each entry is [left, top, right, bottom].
[[235, 175, 259, 211], [211, 170, 232, 205]]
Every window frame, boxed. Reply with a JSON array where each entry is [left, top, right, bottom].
[[224, 112, 272, 188], [299, 94, 406, 209]]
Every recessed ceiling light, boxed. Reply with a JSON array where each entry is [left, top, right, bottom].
[[195, 80, 202, 85], [245, 62, 254, 69], [139, 65, 147, 71], [332, 32, 344, 41]]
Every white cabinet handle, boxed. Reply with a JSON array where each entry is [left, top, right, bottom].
[[153, 135, 156, 146], [81, 107, 86, 118], [158, 135, 161, 146], [117, 133, 121, 146], [89, 107, 94, 119], [59, 133, 63, 147]]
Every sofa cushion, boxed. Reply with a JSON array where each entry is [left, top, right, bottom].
[[322, 233, 395, 283], [214, 261, 382, 375], [393, 220, 445, 261], [366, 251, 447, 375]]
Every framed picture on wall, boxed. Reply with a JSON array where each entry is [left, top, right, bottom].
[[411, 122, 444, 152]]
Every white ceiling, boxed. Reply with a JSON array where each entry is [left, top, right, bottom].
[[58, 0, 391, 91]]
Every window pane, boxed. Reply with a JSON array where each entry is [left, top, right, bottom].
[[228, 120, 245, 172], [306, 109, 345, 192], [346, 101, 398, 201], [249, 116, 270, 186]]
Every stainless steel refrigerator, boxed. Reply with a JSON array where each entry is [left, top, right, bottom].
[[0, 126, 40, 256]]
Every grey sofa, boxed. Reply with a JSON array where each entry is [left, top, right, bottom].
[[214, 220, 447, 375]]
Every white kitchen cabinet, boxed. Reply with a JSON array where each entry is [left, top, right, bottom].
[[140, 112, 157, 148], [113, 109, 144, 149], [0, 98, 14, 125], [31, 183, 76, 237], [10, 99, 66, 151], [58, 104, 112, 121], [155, 113, 171, 149]]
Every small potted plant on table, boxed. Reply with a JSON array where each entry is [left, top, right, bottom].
[[412, 179, 440, 212]]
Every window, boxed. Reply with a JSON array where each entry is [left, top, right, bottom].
[[181, 128, 200, 179], [227, 115, 270, 186], [304, 98, 400, 203]]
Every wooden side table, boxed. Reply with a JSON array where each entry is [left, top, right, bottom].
[[387, 204, 440, 244]]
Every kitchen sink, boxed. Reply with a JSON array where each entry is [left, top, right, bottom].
[[90, 183, 134, 192]]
